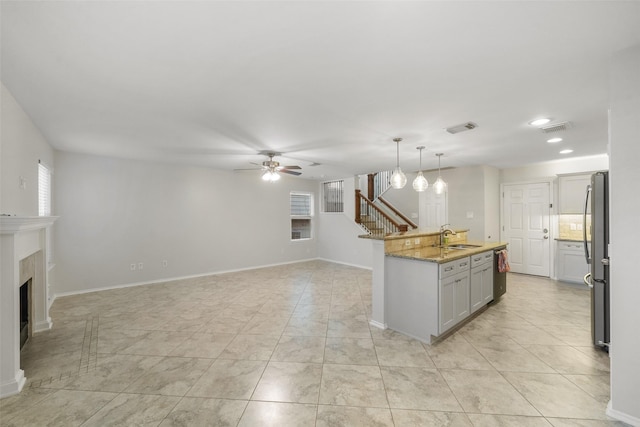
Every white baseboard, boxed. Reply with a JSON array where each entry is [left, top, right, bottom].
[[316, 257, 372, 271], [369, 320, 387, 330], [607, 400, 640, 426], [33, 318, 53, 333], [0, 370, 25, 399], [52, 257, 338, 299]]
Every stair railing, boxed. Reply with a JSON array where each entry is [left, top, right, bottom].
[[368, 171, 393, 201], [378, 196, 418, 229], [355, 190, 408, 235]]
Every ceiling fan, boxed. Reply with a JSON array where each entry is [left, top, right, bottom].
[[235, 152, 302, 182]]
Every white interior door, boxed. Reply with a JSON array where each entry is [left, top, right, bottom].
[[502, 182, 551, 276], [419, 189, 448, 229]]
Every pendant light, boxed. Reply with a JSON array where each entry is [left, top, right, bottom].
[[412, 146, 429, 192], [390, 137, 407, 189], [433, 153, 447, 195]]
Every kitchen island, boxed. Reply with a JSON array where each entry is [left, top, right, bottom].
[[363, 228, 507, 344]]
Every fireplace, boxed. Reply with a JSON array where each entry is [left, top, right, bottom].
[[20, 279, 31, 349], [1, 216, 58, 397]]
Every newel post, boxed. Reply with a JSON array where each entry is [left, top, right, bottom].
[[367, 174, 375, 201], [355, 190, 362, 224]]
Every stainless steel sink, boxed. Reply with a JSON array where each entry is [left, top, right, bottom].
[[437, 244, 483, 250]]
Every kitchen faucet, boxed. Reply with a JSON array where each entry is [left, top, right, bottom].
[[439, 224, 456, 246]]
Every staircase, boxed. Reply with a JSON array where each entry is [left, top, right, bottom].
[[355, 171, 418, 236]]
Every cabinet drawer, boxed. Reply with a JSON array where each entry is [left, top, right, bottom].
[[440, 256, 470, 278], [471, 250, 493, 268], [558, 241, 584, 251]]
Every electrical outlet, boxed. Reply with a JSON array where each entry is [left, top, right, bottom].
[[405, 240, 411, 246], [577, 223, 583, 231], [414, 238, 421, 245], [138, 262, 144, 270], [570, 223, 577, 230], [130, 264, 136, 271], [162, 260, 168, 267]]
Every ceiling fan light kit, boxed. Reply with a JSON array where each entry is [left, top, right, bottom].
[[261, 169, 281, 182], [235, 152, 302, 182], [413, 146, 429, 192], [390, 137, 407, 189]]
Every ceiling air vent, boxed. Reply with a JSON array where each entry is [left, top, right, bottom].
[[445, 122, 478, 134], [540, 121, 573, 133]]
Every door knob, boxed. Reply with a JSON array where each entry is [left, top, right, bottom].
[[543, 228, 548, 233], [544, 235, 549, 239]]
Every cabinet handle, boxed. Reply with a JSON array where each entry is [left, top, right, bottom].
[[445, 266, 454, 272], [460, 262, 468, 267], [473, 257, 481, 262]]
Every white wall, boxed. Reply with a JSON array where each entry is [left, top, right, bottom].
[[316, 177, 372, 269], [500, 154, 609, 184], [445, 166, 486, 241], [381, 172, 420, 221], [53, 151, 318, 294], [483, 166, 500, 242], [0, 83, 55, 215], [608, 44, 640, 425]]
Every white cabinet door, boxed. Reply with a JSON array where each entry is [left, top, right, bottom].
[[440, 270, 470, 334], [439, 274, 456, 333], [471, 262, 494, 314], [559, 174, 591, 214], [454, 271, 470, 323], [481, 264, 494, 304], [470, 266, 484, 314], [557, 241, 589, 284]]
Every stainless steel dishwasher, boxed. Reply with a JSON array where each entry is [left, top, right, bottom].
[[493, 248, 507, 300]]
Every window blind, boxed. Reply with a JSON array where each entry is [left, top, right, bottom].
[[38, 162, 51, 216], [290, 193, 312, 216]]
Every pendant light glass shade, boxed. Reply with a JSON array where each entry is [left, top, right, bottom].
[[412, 146, 428, 192], [433, 176, 447, 194], [390, 138, 406, 189], [391, 167, 407, 189], [434, 153, 447, 195]]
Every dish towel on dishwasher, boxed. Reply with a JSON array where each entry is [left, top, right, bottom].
[[498, 249, 510, 273]]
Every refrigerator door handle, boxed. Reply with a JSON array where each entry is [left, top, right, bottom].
[[584, 273, 594, 289], [583, 184, 591, 264]]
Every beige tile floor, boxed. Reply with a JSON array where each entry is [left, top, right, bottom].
[[0, 260, 629, 426]]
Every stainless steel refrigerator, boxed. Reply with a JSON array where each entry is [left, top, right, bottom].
[[583, 171, 610, 350]]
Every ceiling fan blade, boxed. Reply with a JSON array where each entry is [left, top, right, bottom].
[[233, 167, 263, 172], [280, 169, 302, 176], [279, 165, 301, 170]]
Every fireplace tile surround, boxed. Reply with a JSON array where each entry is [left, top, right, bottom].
[[1, 216, 57, 397]]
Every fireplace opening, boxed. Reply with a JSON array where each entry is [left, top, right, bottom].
[[20, 279, 31, 349]]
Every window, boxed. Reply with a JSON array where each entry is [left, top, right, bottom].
[[322, 180, 344, 213], [290, 192, 313, 240], [38, 162, 51, 216], [38, 161, 53, 266]]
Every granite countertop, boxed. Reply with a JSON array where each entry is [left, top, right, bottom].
[[359, 228, 469, 241], [386, 241, 508, 264]]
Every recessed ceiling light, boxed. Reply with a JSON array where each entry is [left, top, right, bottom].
[[559, 149, 573, 154], [529, 118, 551, 126], [547, 137, 563, 143]]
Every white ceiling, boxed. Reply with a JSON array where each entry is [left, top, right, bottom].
[[2, 1, 639, 180]]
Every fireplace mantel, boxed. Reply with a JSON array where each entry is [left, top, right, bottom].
[[1, 215, 58, 397], [1, 216, 58, 234]]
